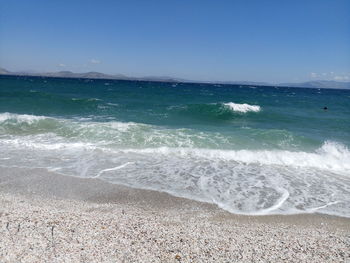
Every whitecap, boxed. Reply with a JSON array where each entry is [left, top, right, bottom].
[[223, 102, 261, 113], [0, 112, 47, 123], [120, 141, 350, 173]]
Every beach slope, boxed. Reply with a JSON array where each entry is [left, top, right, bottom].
[[0, 167, 349, 262]]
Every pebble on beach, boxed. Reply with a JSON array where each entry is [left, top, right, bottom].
[[0, 192, 349, 263]]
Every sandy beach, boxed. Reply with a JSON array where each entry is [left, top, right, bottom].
[[0, 167, 349, 262]]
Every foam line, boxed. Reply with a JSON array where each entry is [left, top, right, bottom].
[[120, 141, 350, 172], [308, 201, 341, 212], [252, 188, 290, 215], [93, 162, 134, 178]]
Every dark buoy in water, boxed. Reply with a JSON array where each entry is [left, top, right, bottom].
[[323, 106, 328, 110]]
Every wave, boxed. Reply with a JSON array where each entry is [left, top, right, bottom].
[[1, 114, 349, 175], [223, 102, 261, 113], [0, 112, 136, 129], [1, 136, 349, 217], [1, 113, 349, 169], [118, 141, 350, 173], [71, 97, 101, 102], [0, 114, 349, 216], [0, 112, 47, 123], [170, 102, 261, 121], [1, 128, 349, 173], [0, 112, 233, 148]]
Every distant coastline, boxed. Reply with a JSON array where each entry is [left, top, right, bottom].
[[1, 67, 350, 89]]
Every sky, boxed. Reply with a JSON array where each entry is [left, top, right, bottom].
[[0, 0, 349, 83]]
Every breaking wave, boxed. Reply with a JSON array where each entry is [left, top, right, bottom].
[[223, 102, 261, 113], [119, 141, 350, 173], [0, 112, 47, 123], [0, 113, 349, 173], [0, 112, 349, 217], [170, 102, 261, 121]]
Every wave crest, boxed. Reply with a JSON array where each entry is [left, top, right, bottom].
[[169, 102, 261, 121], [0, 112, 47, 123], [120, 141, 350, 173], [223, 102, 261, 113]]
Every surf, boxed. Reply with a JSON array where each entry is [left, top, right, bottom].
[[1, 136, 349, 217], [169, 102, 261, 122], [1, 113, 349, 173], [1, 76, 350, 217], [223, 102, 261, 113]]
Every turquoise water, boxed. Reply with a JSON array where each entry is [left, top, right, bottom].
[[1, 75, 349, 216]]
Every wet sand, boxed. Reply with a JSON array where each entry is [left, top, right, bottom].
[[0, 167, 349, 262]]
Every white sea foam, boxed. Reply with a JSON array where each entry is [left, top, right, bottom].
[[120, 141, 350, 173], [0, 112, 141, 134], [93, 162, 134, 178], [223, 102, 261, 113], [1, 113, 349, 217], [106, 102, 119, 107], [109, 121, 139, 132], [1, 133, 349, 173], [71, 97, 101, 101], [0, 113, 348, 173], [0, 112, 47, 123], [0, 136, 349, 217], [0, 137, 96, 151]]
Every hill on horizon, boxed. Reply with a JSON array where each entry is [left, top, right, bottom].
[[1, 67, 349, 89]]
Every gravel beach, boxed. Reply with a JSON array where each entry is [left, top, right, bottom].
[[0, 167, 349, 262]]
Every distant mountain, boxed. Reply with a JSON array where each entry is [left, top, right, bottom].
[[43, 71, 129, 80], [140, 76, 187, 82], [0, 68, 183, 83], [216, 81, 270, 86], [0, 67, 349, 89], [0, 67, 10, 74], [279, 81, 350, 90]]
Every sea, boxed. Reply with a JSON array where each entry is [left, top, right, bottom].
[[1, 75, 349, 217]]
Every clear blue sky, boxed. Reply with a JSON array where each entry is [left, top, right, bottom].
[[1, 0, 349, 83]]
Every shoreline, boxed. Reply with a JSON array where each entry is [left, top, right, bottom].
[[1, 166, 349, 223], [1, 166, 349, 262]]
